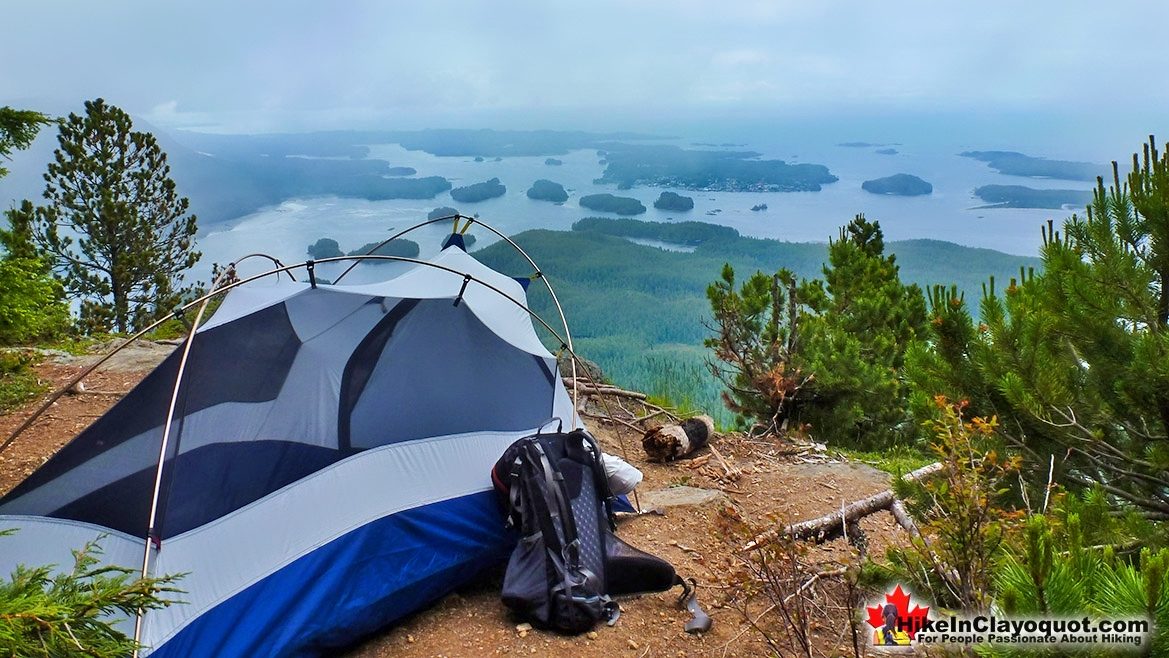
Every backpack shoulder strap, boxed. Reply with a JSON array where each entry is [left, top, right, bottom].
[[567, 429, 617, 529], [523, 439, 580, 566]]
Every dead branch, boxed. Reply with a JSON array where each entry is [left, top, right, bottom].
[[744, 462, 942, 550], [564, 378, 648, 400], [708, 443, 742, 480], [889, 499, 921, 539]]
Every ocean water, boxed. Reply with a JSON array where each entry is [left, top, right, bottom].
[[195, 137, 1093, 284]]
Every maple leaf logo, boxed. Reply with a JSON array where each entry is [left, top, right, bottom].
[[866, 585, 931, 643]]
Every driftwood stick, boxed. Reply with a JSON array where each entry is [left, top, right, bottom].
[[564, 378, 649, 400], [744, 462, 942, 551], [709, 443, 740, 479], [580, 408, 643, 434], [889, 499, 921, 539], [636, 409, 668, 424]]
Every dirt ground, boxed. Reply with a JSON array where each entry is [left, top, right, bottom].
[[0, 348, 907, 657]]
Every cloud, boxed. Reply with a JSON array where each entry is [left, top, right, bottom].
[[1, 0, 1166, 131]]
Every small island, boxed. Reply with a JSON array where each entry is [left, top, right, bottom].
[[348, 239, 421, 261], [596, 144, 837, 192], [526, 179, 568, 203], [428, 206, 460, 220], [862, 174, 933, 196], [875, 148, 898, 156], [473, 156, 484, 162], [750, 203, 768, 212], [450, 178, 506, 203], [579, 193, 646, 216], [307, 238, 344, 259], [972, 185, 1093, 209], [959, 151, 1102, 182], [838, 141, 898, 148], [653, 191, 694, 211], [545, 158, 563, 166], [385, 166, 417, 176]]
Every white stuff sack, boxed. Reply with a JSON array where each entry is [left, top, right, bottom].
[[601, 451, 643, 495]]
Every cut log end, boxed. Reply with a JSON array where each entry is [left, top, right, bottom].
[[642, 415, 715, 462]]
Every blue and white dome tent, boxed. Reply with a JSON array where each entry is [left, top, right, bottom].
[[0, 215, 589, 657]]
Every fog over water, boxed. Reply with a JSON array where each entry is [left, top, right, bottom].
[[194, 130, 1085, 285], [3, 0, 1166, 283]]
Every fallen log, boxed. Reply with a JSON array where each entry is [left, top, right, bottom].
[[642, 415, 714, 462], [743, 462, 942, 551]]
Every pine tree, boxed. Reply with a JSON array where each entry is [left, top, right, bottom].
[[908, 137, 1169, 518], [33, 99, 200, 333], [0, 109, 69, 344], [704, 264, 810, 430], [795, 215, 927, 447], [705, 215, 926, 444], [0, 532, 182, 657], [0, 107, 53, 179]]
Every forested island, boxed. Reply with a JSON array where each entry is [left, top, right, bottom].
[[450, 178, 506, 202], [428, 206, 460, 219], [526, 179, 568, 202], [750, 203, 768, 211], [862, 173, 933, 196], [960, 150, 1103, 181], [307, 237, 421, 262], [307, 238, 343, 259], [653, 191, 694, 211], [161, 140, 451, 224], [545, 158, 563, 166], [385, 166, 416, 176], [595, 144, 837, 192], [875, 148, 898, 155], [972, 184, 1094, 209], [348, 239, 421, 260], [579, 193, 646, 215]]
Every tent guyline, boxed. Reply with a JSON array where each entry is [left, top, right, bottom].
[[0, 252, 300, 456]]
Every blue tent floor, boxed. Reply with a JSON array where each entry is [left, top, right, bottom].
[[2, 358, 900, 658]]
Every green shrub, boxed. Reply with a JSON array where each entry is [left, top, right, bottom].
[[0, 350, 46, 413]]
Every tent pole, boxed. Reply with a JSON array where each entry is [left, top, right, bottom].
[[7, 249, 585, 462], [12, 249, 585, 655], [130, 266, 233, 657], [0, 253, 293, 458]]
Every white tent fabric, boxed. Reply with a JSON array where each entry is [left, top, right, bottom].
[[0, 240, 578, 658]]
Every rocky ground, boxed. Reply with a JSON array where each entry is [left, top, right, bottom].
[[0, 343, 908, 657]]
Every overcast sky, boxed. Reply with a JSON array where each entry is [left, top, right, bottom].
[[2, 0, 1167, 136]]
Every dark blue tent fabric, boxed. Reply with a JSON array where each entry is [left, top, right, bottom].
[[0, 302, 300, 537], [441, 233, 467, 251], [148, 492, 512, 658]]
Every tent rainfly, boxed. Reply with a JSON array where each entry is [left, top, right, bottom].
[[0, 227, 582, 657]]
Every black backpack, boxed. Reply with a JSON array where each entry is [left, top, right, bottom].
[[491, 427, 712, 635]]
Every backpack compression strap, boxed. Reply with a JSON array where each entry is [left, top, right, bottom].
[[525, 439, 618, 626]]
